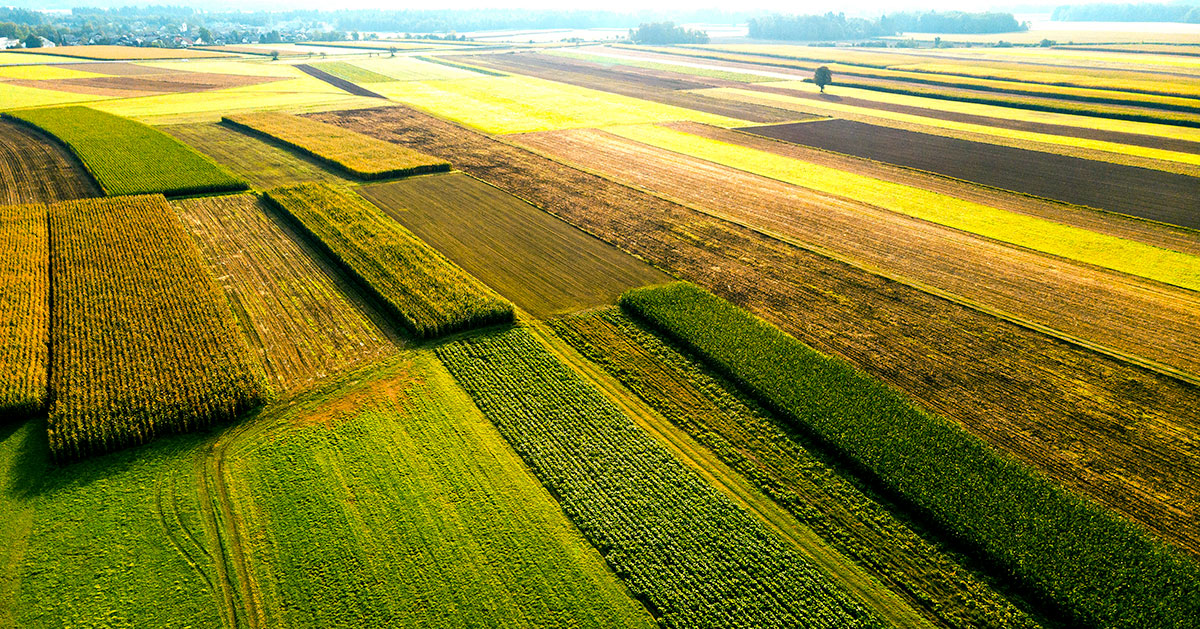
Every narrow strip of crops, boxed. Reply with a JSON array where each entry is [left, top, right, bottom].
[[265, 182, 513, 339], [48, 194, 269, 461], [223, 112, 448, 180], [0, 202, 48, 420], [4, 106, 247, 197], [620, 281, 1200, 629], [413, 55, 507, 76], [605, 124, 1200, 292], [436, 326, 882, 629]]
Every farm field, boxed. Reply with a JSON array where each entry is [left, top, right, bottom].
[[223, 112, 450, 179], [1, 25, 1197, 629], [314, 104, 1200, 559], [5, 106, 247, 196], [357, 172, 671, 318], [514, 126, 1200, 378], [0, 119, 99, 204]]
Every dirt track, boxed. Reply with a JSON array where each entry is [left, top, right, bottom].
[[0, 119, 99, 204], [741, 118, 1200, 229], [312, 105, 1200, 558]]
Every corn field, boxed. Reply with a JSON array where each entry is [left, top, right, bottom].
[[223, 112, 450, 180], [437, 327, 881, 629], [266, 183, 513, 339], [620, 281, 1200, 629], [48, 194, 269, 461], [0, 202, 48, 420]]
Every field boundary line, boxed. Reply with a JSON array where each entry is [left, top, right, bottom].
[[504, 132, 1200, 389], [525, 318, 937, 629]]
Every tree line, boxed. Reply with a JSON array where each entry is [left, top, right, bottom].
[[748, 11, 1027, 41], [1051, 3, 1200, 23]]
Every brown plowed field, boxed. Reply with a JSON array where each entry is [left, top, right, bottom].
[[174, 194, 401, 391], [741, 119, 1200, 229], [0, 119, 99, 204], [672, 121, 1200, 256], [310, 105, 1200, 557], [598, 48, 1200, 154], [58, 62, 184, 76], [464, 52, 807, 124], [514, 126, 1200, 378], [358, 173, 670, 318], [7, 72, 283, 97]]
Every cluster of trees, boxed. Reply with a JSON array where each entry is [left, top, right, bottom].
[[749, 11, 1026, 41], [629, 22, 710, 45], [1051, 3, 1200, 23]]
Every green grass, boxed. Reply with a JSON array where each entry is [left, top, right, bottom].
[[265, 183, 514, 338], [620, 281, 1200, 629], [4, 106, 247, 196], [437, 326, 882, 629], [606, 124, 1200, 292], [550, 308, 1038, 629], [1, 352, 655, 627], [370, 75, 746, 134], [311, 60, 398, 84]]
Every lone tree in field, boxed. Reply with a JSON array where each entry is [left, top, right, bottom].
[[814, 66, 832, 93]]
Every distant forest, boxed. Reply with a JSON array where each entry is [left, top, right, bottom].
[[748, 11, 1027, 41], [1051, 3, 1200, 23]]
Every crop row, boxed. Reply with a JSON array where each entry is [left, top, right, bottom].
[[412, 55, 508, 76], [620, 281, 1200, 628], [4, 106, 247, 197], [436, 326, 880, 629], [0, 202, 48, 420], [265, 183, 513, 339], [223, 112, 449, 180], [49, 194, 269, 461], [549, 308, 1038, 629]]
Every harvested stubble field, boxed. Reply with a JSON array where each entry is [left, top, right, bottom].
[[48, 194, 269, 461], [165, 122, 352, 189], [514, 126, 1200, 379], [266, 183, 513, 339], [740, 118, 1200, 229], [438, 327, 880, 629], [0, 119, 99, 204], [465, 51, 805, 124], [174, 194, 402, 391], [5, 106, 247, 197], [357, 173, 671, 318], [311, 105, 1200, 559], [5, 71, 284, 98], [223, 112, 449, 180], [0, 202, 47, 420], [551, 308, 1037, 629]]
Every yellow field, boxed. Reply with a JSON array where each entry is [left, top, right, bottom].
[[8, 45, 232, 60], [0, 52, 82, 65], [371, 75, 747, 134], [605, 123, 1200, 292], [0, 82, 105, 110], [699, 86, 1200, 168], [343, 56, 481, 81], [89, 79, 377, 124], [0, 66, 104, 80], [134, 59, 303, 78]]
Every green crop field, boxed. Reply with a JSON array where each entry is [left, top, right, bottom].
[[621, 282, 1200, 629], [4, 106, 248, 196], [266, 183, 514, 338], [1, 21, 1196, 629], [48, 194, 269, 461], [223, 112, 450, 179]]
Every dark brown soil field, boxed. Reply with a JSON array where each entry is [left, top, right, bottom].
[[8, 72, 283, 97], [672, 121, 1200, 257], [599, 48, 1200, 154], [358, 172, 670, 318], [465, 52, 807, 124], [514, 126, 1200, 378], [741, 118, 1200, 229], [311, 105, 1200, 558], [294, 64, 385, 98], [0, 119, 99, 204]]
